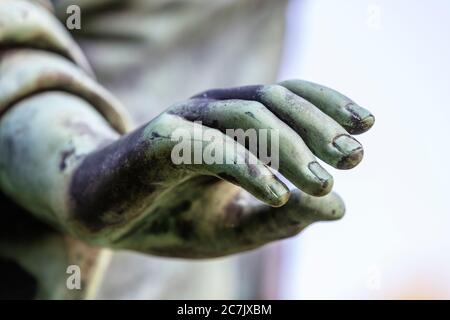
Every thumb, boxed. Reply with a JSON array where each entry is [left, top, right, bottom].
[[225, 189, 345, 245]]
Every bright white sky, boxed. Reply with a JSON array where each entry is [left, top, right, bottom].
[[277, 0, 450, 299]]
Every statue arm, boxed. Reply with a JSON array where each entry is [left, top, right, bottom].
[[0, 0, 375, 258]]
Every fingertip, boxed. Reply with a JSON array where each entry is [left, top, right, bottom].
[[265, 179, 291, 207], [324, 192, 346, 220], [345, 114, 375, 135], [333, 135, 364, 169], [306, 161, 334, 196], [305, 191, 346, 222], [344, 103, 375, 134], [336, 147, 364, 169]]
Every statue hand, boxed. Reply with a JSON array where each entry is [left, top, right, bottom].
[[69, 81, 374, 257], [0, 0, 374, 259]]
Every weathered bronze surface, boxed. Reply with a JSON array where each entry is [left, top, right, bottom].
[[0, 0, 374, 299]]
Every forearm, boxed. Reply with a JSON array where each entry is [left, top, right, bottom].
[[0, 0, 137, 299], [0, 91, 186, 244], [0, 92, 118, 232], [0, 0, 132, 235]]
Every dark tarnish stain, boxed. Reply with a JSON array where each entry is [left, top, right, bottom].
[[345, 102, 360, 118], [344, 117, 375, 135], [69, 125, 156, 231], [344, 102, 375, 134], [320, 180, 330, 193], [167, 99, 213, 122], [344, 102, 364, 134], [151, 132, 162, 139], [168, 96, 265, 133], [150, 131, 171, 140], [191, 85, 264, 100], [243, 110, 262, 124], [244, 111, 257, 120], [344, 124, 363, 135], [59, 148, 75, 171], [337, 148, 364, 170]]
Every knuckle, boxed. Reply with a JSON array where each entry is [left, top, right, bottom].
[[264, 84, 289, 96]]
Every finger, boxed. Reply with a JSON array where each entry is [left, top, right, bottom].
[[280, 79, 375, 134], [168, 98, 333, 196], [144, 113, 291, 207], [194, 85, 364, 169], [222, 189, 345, 246], [70, 113, 290, 232]]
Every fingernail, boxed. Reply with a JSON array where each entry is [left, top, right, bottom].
[[345, 103, 375, 134], [267, 180, 290, 207], [308, 161, 333, 195], [333, 135, 364, 169]]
